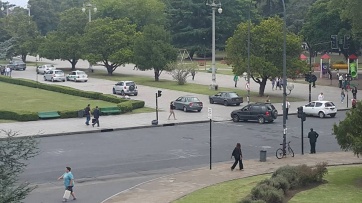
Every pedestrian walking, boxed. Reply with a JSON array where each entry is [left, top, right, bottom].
[[233, 75, 239, 87], [84, 104, 91, 126], [58, 166, 76, 202], [308, 128, 319, 154], [271, 78, 276, 90], [340, 89, 345, 103], [338, 74, 343, 88], [352, 86, 357, 99], [191, 69, 196, 81], [282, 99, 291, 119], [168, 101, 176, 120], [230, 143, 243, 171], [279, 78, 283, 90], [265, 95, 270, 103], [318, 92, 324, 101], [5, 66, 11, 77], [92, 106, 100, 127], [276, 78, 280, 90]]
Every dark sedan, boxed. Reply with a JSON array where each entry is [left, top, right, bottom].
[[209, 92, 243, 106], [7, 60, 26, 71], [174, 96, 203, 112]]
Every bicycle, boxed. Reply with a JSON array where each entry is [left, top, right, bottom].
[[276, 141, 294, 159]]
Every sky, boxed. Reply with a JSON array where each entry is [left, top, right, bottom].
[[6, 0, 28, 8]]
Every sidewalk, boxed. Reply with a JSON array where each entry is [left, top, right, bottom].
[[102, 152, 362, 203]]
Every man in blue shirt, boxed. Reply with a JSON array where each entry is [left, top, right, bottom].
[[58, 166, 76, 202]]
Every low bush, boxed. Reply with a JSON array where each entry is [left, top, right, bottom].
[[240, 198, 266, 203], [117, 101, 133, 113], [129, 100, 145, 109], [58, 110, 79, 119], [251, 183, 284, 203], [271, 165, 300, 189], [296, 162, 328, 186], [0, 110, 38, 121], [259, 175, 290, 194]]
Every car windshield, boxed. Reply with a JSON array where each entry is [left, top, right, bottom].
[[54, 71, 64, 74], [229, 92, 239, 97], [325, 102, 335, 107], [126, 82, 135, 86], [187, 97, 200, 102], [265, 104, 275, 110]]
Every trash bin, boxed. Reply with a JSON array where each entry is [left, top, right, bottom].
[[260, 150, 267, 162], [78, 110, 84, 118]]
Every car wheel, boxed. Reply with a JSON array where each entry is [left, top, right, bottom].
[[318, 112, 325, 118], [224, 101, 228, 106], [269, 120, 274, 123], [197, 109, 201, 112], [183, 106, 187, 112], [66, 77, 70, 81], [134, 93, 138, 96], [258, 117, 265, 124], [236, 103, 241, 106], [62, 80, 65, 82], [232, 114, 239, 122], [330, 113, 336, 118], [85, 80, 88, 82], [209, 98, 214, 104], [120, 90, 125, 96], [112, 88, 116, 94]]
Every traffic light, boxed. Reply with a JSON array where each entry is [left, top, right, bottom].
[[343, 35, 351, 49], [297, 106, 306, 121], [157, 90, 162, 97], [331, 35, 338, 49]]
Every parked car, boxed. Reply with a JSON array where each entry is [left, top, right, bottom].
[[300, 101, 337, 118], [37, 64, 55, 74], [66, 70, 88, 82], [209, 91, 243, 106], [231, 102, 278, 124], [173, 96, 203, 112], [44, 70, 66, 82], [112, 81, 138, 96], [7, 60, 26, 71]]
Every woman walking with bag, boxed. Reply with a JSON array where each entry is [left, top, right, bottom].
[[168, 101, 176, 120], [231, 143, 243, 171]]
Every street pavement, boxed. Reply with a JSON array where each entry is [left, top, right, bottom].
[[1, 56, 358, 203]]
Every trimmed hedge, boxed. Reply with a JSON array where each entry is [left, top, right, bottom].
[[0, 76, 146, 121]]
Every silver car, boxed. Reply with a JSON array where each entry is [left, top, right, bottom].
[[37, 64, 55, 74], [44, 70, 66, 82], [173, 96, 203, 112]]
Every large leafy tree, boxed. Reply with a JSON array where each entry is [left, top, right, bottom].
[[38, 8, 87, 70], [4, 8, 40, 62], [0, 130, 39, 203], [338, 0, 362, 44], [133, 24, 178, 81], [333, 102, 362, 157], [226, 17, 305, 96], [82, 17, 138, 75]]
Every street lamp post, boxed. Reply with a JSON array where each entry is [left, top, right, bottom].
[[247, 0, 252, 104], [206, 0, 222, 90], [27, 4, 31, 24], [82, 3, 97, 72], [281, 0, 288, 155]]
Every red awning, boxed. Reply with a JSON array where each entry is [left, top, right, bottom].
[[321, 54, 330, 60], [300, 54, 307, 60], [349, 54, 358, 60]]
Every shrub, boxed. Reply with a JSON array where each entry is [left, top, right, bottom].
[[240, 198, 266, 203], [58, 110, 78, 119], [272, 165, 300, 189], [251, 183, 284, 203], [296, 162, 328, 186], [117, 101, 133, 113], [130, 100, 145, 109], [259, 176, 290, 194], [0, 110, 38, 121]]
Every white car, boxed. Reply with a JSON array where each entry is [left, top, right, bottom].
[[44, 70, 66, 82], [301, 101, 337, 118], [112, 81, 138, 96], [37, 64, 55, 74], [66, 70, 88, 82]]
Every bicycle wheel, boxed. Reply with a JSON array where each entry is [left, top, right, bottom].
[[288, 147, 294, 157], [276, 148, 284, 159]]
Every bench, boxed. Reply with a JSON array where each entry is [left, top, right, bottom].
[[100, 107, 121, 115], [38, 111, 60, 119]]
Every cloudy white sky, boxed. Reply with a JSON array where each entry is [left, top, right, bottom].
[[7, 0, 28, 7]]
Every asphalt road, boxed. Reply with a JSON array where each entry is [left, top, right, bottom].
[[23, 112, 346, 203]]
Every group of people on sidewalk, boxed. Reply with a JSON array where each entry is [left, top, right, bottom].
[[84, 104, 100, 127], [0, 65, 11, 76]]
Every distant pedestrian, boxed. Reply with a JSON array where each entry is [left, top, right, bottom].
[[92, 106, 100, 127], [338, 74, 343, 88], [271, 78, 276, 90], [233, 75, 239, 87], [84, 104, 91, 126], [58, 166, 76, 202], [279, 78, 283, 90], [168, 101, 176, 120], [340, 89, 345, 103], [5, 66, 10, 77], [308, 128, 319, 154], [276, 78, 280, 90], [282, 99, 291, 119], [191, 69, 196, 81], [318, 92, 324, 101], [230, 143, 243, 171], [352, 86, 357, 99], [265, 95, 270, 103], [352, 99, 357, 109]]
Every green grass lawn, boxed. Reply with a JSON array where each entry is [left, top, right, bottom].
[[174, 165, 362, 203], [90, 72, 302, 103], [0, 82, 118, 112]]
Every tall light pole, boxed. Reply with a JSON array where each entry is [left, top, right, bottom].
[[82, 3, 97, 72], [206, 0, 222, 90], [247, 1, 252, 104], [281, 0, 287, 155], [27, 4, 31, 24]]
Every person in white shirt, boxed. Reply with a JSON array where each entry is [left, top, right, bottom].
[[338, 75, 343, 88], [318, 92, 324, 101], [5, 66, 11, 76], [282, 99, 291, 119]]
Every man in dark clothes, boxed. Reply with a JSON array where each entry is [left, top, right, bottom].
[[230, 143, 243, 171], [84, 104, 91, 126], [308, 128, 319, 154], [92, 106, 100, 127]]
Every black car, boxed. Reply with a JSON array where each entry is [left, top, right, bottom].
[[231, 103, 278, 124], [209, 92, 243, 106], [7, 60, 26, 71]]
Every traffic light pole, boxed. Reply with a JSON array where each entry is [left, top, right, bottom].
[[301, 118, 304, 155], [155, 93, 158, 122], [308, 44, 312, 103]]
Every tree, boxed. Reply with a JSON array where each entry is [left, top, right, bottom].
[[166, 62, 197, 85], [0, 130, 39, 203], [82, 18, 138, 75], [133, 24, 178, 81], [333, 102, 362, 157], [338, 0, 362, 44], [226, 17, 305, 96], [38, 8, 87, 70]]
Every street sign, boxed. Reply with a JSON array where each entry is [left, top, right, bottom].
[[245, 82, 250, 90], [208, 107, 212, 119]]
